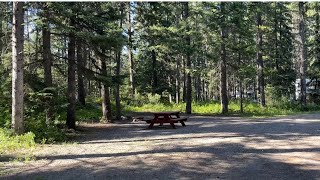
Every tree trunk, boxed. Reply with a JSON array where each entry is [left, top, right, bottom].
[[184, 2, 192, 114], [42, 3, 54, 125], [115, 4, 124, 120], [168, 75, 172, 103], [151, 49, 157, 94], [100, 51, 112, 121], [77, 41, 86, 106], [298, 2, 307, 106], [128, 2, 135, 97], [238, 35, 243, 113], [256, 4, 266, 107], [220, 2, 228, 114], [240, 81, 243, 113], [182, 56, 186, 102], [12, 2, 24, 134], [66, 20, 76, 130], [316, 3, 320, 65], [115, 52, 121, 120], [175, 57, 180, 104], [197, 76, 201, 102]]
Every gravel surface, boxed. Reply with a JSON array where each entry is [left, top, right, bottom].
[[1, 114, 320, 180]]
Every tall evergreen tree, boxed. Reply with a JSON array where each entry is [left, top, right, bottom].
[[11, 2, 25, 134], [298, 2, 307, 106]]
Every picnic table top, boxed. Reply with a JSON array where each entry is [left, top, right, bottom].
[[151, 111, 180, 115]]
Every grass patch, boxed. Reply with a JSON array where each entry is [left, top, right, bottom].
[[124, 100, 320, 117], [0, 128, 36, 161]]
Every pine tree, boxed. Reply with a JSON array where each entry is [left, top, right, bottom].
[[11, 2, 25, 134]]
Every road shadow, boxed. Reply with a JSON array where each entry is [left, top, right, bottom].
[[2, 143, 319, 180]]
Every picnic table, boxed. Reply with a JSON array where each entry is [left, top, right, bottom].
[[143, 111, 187, 129]]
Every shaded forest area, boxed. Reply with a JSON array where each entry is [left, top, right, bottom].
[[1, 2, 320, 143]]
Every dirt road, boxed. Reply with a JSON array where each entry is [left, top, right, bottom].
[[1, 114, 320, 180]]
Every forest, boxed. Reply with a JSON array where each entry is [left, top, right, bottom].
[[1, 1, 320, 146]]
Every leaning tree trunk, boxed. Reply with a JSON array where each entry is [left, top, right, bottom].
[[66, 20, 76, 130], [256, 4, 266, 107], [42, 3, 54, 125], [184, 2, 192, 114], [220, 2, 228, 114], [12, 2, 24, 134], [298, 2, 307, 107]]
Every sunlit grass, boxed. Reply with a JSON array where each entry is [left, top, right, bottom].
[[123, 100, 320, 117], [0, 128, 35, 161]]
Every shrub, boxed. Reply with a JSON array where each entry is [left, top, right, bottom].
[[0, 128, 35, 154], [25, 114, 66, 143]]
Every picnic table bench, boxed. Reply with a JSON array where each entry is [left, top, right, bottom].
[[141, 111, 187, 129]]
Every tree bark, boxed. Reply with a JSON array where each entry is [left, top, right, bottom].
[[151, 49, 157, 94], [256, 4, 266, 107], [175, 57, 180, 103], [220, 2, 228, 114], [12, 2, 24, 134], [77, 40, 86, 106], [66, 20, 76, 130], [115, 52, 121, 120], [298, 2, 307, 106], [315, 3, 320, 76], [115, 4, 124, 120], [128, 2, 135, 97], [42, 3, 54, 125], [100, 51, 112, 121], [240, 81, 243, 113], [184, 2, 192, 114]]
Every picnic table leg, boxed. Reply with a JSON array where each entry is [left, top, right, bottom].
[[180, 121, 186, 126], [170, 122, 176, 129], [148, 122, 154, 129]]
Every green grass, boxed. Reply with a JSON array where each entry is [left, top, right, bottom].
[[0, 128, 36, 161], [60, 100, 320, 121], [123, 100, 320, 118]]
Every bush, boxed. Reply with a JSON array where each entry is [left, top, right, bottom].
[[25, 114, 66, 143], [76, 103, 101, 122], [0, 104, 11, 128], [0, 128, 35, 154], [147, 93, 161, 104]]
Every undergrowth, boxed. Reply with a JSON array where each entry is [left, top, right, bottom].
[[0, 128, 36, 161]]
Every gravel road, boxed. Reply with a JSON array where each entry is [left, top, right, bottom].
[[1, 114, 320, 180]]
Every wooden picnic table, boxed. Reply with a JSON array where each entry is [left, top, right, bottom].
[[146, 111, 187, 129]]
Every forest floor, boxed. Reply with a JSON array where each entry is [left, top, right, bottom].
[[1, 114, 320, 180]]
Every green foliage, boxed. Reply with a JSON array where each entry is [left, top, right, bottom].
[[76, 103, 101, 122], [25, 114, 66, 144], [125, 93, 162, 106], [0, 128, 35, 154], [0, 104, 11, 128], [23, 87, 66, 143], [124, 100, 320, 117]]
